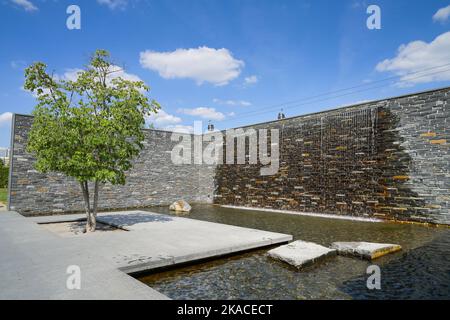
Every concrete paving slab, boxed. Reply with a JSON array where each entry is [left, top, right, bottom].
[[0, 211, 168, 300], [93, 210, 292, 273], [29, 213, 87, 224], [268, 240, 336, 269], [1, 210, 292, 299], [331, 241, 402, 260], [40, 220, 124, 237]]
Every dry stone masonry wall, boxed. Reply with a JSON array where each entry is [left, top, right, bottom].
[[9, 115, 214, 216], [8, 87, 450, 224], [213, 87, 450, 225]]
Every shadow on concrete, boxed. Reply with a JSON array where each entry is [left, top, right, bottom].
[[98, 212, 173, 227]]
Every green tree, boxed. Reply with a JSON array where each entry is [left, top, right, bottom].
[[24, 50, 160, 232], [0, 159, 8, 188]]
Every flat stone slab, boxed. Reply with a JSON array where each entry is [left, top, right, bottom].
[[331, 241, 402, 260], [268, 240, 336, 269]]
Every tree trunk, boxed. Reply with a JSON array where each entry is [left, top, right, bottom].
[[92, 180, 99, 231], [80, 181, 95, 232]]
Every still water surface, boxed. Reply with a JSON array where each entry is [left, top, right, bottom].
[[138, 204, 450, 299]]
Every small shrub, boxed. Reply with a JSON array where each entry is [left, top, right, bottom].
[[0, 159, 8, 188]]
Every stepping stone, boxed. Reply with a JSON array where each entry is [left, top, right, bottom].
[[331, 242, 402, 260], [268, 240, 336, 269]]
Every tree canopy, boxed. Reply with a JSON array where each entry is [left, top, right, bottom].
[[24, 49, 160, 231]]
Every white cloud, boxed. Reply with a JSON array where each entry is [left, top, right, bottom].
[[65, 65, 144, 84], [97, 0, 128, 10], [213, 98, 251, 107], [375, 31, 450, 86], [11, 0, 38, 12], [139, 46, 244, 86], [60, 69, 81, 82], [244, 75, 258, 85], [177, 107, 225, 121], [24, 65, 146, 96], [0, 112, 13, 127], [146, 109, 181, 126], [105, 65, 144, 84], [433, 5, 450, 23], [162, 124, 194, 134], [22, 85, 50, 98]]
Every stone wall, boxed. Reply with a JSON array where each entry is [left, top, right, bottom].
[[214, 87, 450, 225], [8, 87, 450, 224], [8, 114, 214, 216]]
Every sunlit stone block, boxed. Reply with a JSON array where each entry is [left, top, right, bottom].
[[331, 241, 402, 260], [268, 240, 336, 269]]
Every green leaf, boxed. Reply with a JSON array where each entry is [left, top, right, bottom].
[[25, 49, 160, 186]]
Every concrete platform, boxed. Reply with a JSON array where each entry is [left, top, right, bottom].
[[268, 240, 336, 269], [96, 210, 292, 273], [0, 211, 167, 299], [1, 210, 292, 299], [331, 241, 402, 260]]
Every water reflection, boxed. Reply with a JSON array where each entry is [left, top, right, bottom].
[[138, 204, 449, 300]]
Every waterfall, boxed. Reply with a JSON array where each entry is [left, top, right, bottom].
[[317, 106, 379, 205]]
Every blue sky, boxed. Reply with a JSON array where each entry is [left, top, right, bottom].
[[1, 0, 450, 149]]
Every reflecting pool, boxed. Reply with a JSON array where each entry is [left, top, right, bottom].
[[138, 204, 450, 299]]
